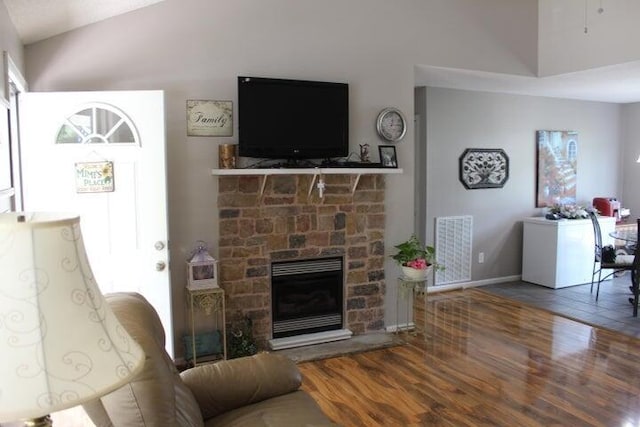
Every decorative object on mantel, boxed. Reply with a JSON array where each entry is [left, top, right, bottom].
[[187, 240, 219, 289], [536, 130, 578, 207], [359, 143, 371, 162], [186, 100, 233, 137], [458, 148, 509, 189], [218, 143, 237, 169], [391, 234, 442, 280], [379, 145, 398, 168]]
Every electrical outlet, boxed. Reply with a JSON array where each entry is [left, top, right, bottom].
[[478, 252, 485, 264]]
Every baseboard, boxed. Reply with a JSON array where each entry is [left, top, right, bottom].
[[385, 275, 521, 332], [428, 275, 522, 293], [385, 321, 416, 333]]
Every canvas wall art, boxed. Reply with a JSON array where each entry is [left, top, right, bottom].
[[536, 130, 578, 207]]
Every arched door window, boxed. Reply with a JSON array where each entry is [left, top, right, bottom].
[[56, 103, 139, 145]]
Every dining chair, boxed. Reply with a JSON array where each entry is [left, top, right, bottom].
[[588, 210, 635, 300], [631, 249, 640, 317]]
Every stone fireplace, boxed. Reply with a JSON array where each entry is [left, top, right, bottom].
[[217, 173, 386, 349]]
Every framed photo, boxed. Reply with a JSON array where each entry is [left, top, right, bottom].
[[379, 145, 398, 168], [458, 148, 509, 189], [186, 100, 233, 137], [536, 130, 577, 207]]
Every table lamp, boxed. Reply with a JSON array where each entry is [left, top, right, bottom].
[[0, 212, 145, 426]]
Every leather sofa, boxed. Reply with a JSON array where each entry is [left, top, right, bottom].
[[83, 292, 337, 426]]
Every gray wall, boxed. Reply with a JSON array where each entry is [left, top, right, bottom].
[[621, 103, 640, 217], [420, 87, 622, 281], [21, 0, 539, 353], [0, 2, 24, 80]]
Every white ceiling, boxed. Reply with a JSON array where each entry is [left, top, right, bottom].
[[415, 62, 640, 104], [4, 0, 640, 104], [3, 0, 166, 44]]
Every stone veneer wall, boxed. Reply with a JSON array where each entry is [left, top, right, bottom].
[[217, 173, 386, 349]]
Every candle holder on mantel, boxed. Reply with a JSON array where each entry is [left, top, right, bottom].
[[218, 143, 237, 169]]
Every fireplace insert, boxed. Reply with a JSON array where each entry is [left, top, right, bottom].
[[271, 257, 344, 338]]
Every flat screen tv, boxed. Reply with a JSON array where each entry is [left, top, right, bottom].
[[238, 76, 349, 161]]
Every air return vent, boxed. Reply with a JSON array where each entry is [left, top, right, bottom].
[[435, 215, 473, 285]]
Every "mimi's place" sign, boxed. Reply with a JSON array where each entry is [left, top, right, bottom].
[[75, 161, 114, 193]]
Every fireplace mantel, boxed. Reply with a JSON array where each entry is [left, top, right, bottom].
[[212, 167, 401, 197], [211, 167, 403, 175]]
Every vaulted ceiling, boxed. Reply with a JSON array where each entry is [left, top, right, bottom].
[[4, 0, 640, 103], [3, 0, 165, 44]]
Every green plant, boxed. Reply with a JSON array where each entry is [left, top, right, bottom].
[[391, 234, 441, 270], [227, 316, 257, 359]]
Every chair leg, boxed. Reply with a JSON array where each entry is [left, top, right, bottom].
[[596, 269, 602, 301], [634, 283, 639, 318]]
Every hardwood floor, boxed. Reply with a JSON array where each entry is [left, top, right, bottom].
[[298, 289, 640, 426]]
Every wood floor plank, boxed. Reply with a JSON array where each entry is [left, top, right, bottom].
[[299, 289, 640, 426]]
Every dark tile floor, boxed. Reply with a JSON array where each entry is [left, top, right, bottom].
[[481, 275, 640, 339]]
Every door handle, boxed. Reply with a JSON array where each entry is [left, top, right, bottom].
[[155, 241, 165, 251], [156, 261, 166, 271]]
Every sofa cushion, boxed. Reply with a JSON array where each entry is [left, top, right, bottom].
[[181, 352, 302, 419], [204, 390, 337, 427]]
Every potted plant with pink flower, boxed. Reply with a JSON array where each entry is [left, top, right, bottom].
[[391, 234, 442, 280]]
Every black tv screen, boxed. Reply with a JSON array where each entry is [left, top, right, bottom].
[[238, 76, 349, 161]]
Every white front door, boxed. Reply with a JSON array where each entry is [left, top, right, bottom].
[[18, 90, 174, 356]]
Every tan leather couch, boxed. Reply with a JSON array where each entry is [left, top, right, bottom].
[[83, 292, 337, 426]]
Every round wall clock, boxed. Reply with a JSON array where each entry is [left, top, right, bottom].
[[376, 107, 407, 142]]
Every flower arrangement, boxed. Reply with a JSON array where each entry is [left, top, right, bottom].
[[548, 203, 589, 219], [391, 234, 442, 271]]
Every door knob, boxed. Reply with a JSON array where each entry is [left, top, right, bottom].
[[155, 241, 165, 250], [156, 261, 166, 271]]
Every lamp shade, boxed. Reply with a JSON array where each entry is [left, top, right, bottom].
[[0, 212, 145, 422]]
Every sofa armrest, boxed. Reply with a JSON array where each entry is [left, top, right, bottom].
[[180, 352, 302, 419]]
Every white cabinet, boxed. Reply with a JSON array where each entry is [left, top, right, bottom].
[[522, 216, 615, 288]]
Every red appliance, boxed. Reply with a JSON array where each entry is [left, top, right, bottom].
[[593, 197, 621, 222]]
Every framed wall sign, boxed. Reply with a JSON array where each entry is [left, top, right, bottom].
[[459, 148, 509, 189], [75, 161, 115, 193], [186, 100, 233, 137]]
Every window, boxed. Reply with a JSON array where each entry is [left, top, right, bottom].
[[56, 104, 139, 145]]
